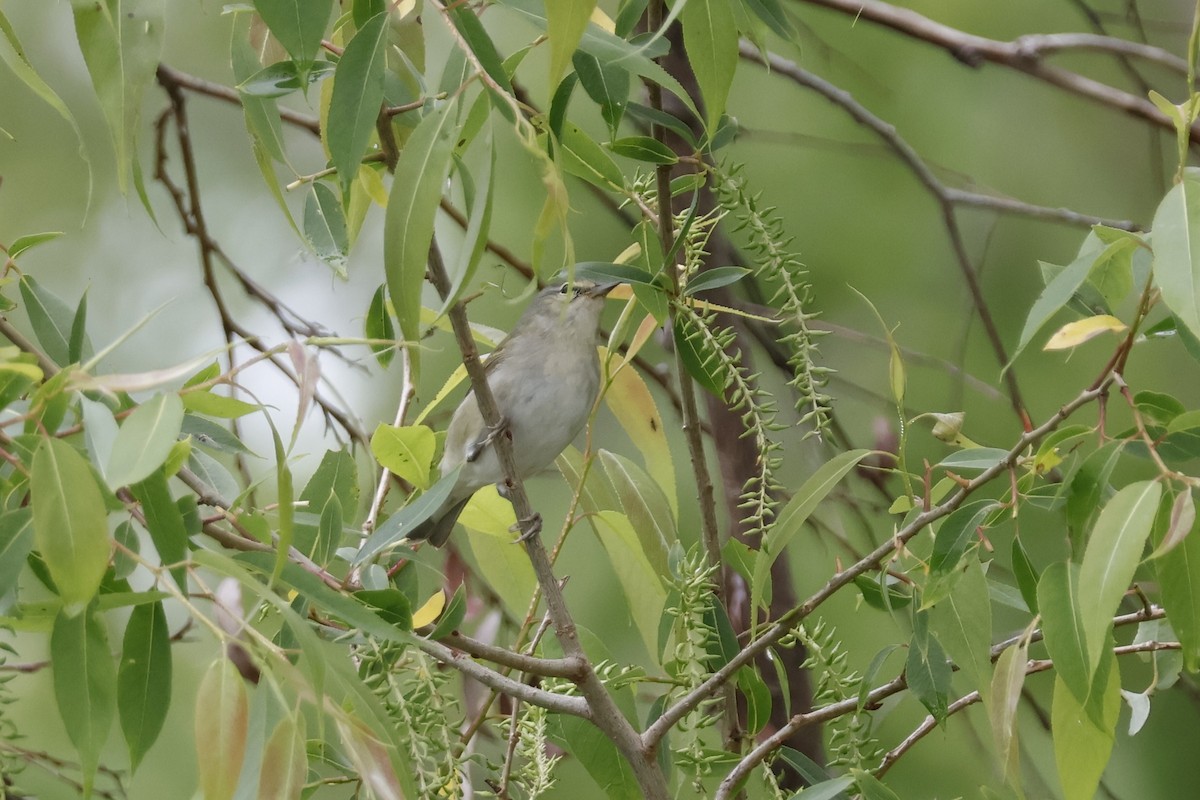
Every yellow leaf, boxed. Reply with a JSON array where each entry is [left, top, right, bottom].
[[1044, 315, 1127, 350], [411, 590, 447, 628], [604, 358, 677, 517]]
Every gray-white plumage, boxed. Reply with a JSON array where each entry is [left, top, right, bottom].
[[408, 281, 616, 546]]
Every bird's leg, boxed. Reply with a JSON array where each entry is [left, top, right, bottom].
[[510, 512, 543, 543], [497, 479, 542, 542], [466, 416, 510, 463]]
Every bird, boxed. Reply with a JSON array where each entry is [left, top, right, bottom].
[[407, 280, 618, 547]]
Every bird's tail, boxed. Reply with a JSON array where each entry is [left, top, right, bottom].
[[406, 496, 472, 548]]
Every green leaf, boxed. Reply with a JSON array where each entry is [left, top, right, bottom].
[[989, 629, 1031, 788], [1086, 237, 1136, 309], [328, 12, 388, 188], [181, 414, 252, 455], [672, 314, 727, 397], [253, 0, 331, 65], [556, 122, 625, 189], [365, 284, 396, 367], [928, 556, 993, 698], [71, 0, 164, 198], [742, 0, 795, 38], [296, 447, 358, 561], [0, 11, 92, 203], [852, 771, 903, 800], [1051, 662, 1119, 800], [194, 658, 249, 800], [574, 261, 659, 287], [906, 609, 951, 722], [371, 423, 436, 490], [8, 231, 65, 260], [736, 665, 771, 735], [384, 100, 460, 382], [428, 583, 468, 639], [52, 604, 116, 797], [603, 362, 677, 517], [354, 465, 462, 564], [1038, 562, 1092, 708], [237, 58, 335, 97], [181, 390, 260, 419], [547, 0, 596, 86], [1077, 481, 1160, 673], [355, 588, 413, 629], [258, 713, 307, 800], [572, 49, 629, 134], [681, 0, 738, 134], [0, 508, 34, 595], [304, 181, 349, 278], [1014, 242, 1109, 361], [927, 500, 998, 581], [607, 135, 678, 165], [32, 438, 110, 613], [1067, 441, 1124, 533], [793, 777, 855, 800], [683, 266, 750, 296], [19, 274, 74, 366], [1152, 168, 1200, 340], [439, 129, 496, 315], [599, 450, 673, 575], [751, 450, 871, 629], [446, 2, 512, 95], [591, 511, 668, 659], [69, 290, 90, 364], [937, 447, 1010, 471], [106, 393, 184, 489], [118, 600, 171, 771], [1155, 495, 1200, 670], [130, 468, 188, 590], [1011, 535, 1040, 614]]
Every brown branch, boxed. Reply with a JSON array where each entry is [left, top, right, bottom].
[[799, 0, 1198, 142], [739, 45, 1034, 430], [154, 63, 321, 135]]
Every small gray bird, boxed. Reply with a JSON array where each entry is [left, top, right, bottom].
[[408, 280, 618, 547]]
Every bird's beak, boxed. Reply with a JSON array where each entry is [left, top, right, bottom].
[[590, 282, 620, 297]]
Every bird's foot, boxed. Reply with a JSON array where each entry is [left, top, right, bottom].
[[466, 416, 510, 463], [510, 513, 542, 543]]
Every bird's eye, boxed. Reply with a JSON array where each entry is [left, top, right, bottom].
[[558, 284, 570, 295]]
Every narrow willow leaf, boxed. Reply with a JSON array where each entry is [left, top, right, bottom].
[[258, 714, 307, 800], [591, 510, 668, 659], [572, 49, 629, 134], [106, 393, 185, 489], [370, 423, 435, 490], [32, 438, 110, 613], [428, 583, 467, 639], [1155, 498, 1200, 670], [751, 450, 871, 629], [607, 135, 678, 165], [365, 284, 396, 367], [1013, 243, 1107, 361], [555, 122, 625, 189], [71, 0, 163, 198], [0, 508, 34, 594], [681, 0, 738, 134], [304, 182, 349, 278], [328, 12, 388, 188], [683, 266, 751, 296], [928, 500, 999, 579], [439, 129, 496, 316], [182, 391, 261, 418], [990, 626, 1032, 789], [8, 231, 65, 260], [737, 665, 772, 735], [1043, 314, 1127, 351], [52, 604, 116, 796], [19, 274, 73, 366], [1077, 481, 1160, 673], [253, 0, 331, 65], [1052, 661, 1119, 800], [1151, 168, 1200, 340], [130, 468, 189, 590], [603, 363, 677, 517], [446, 2, 512, 95], [1149, 489, 1196, 559], [1038, 561, 1092, 707], [354, 465, 462, 565], [296, 447, 358, 558], [928, 556, 993, 698], [1011, 535, 1040, 614], [118, 600, 171, 771], [195, 659, 249, 800], [599, 449, 674, 575], [270, 424, 295, 587], [0, 13, 92, 203], [906, 609, 951, 722], [547, 0, 596, 86], [383, 100, 460, 381]]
